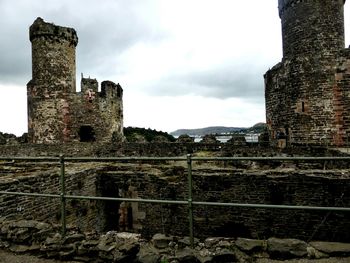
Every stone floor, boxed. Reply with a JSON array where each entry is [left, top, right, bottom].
[[256, 258, 350, 263], [0, 249, 79, 263], [1, 248, 350, 263]]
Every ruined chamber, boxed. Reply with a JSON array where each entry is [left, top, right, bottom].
[[27, 18, 124, 144], [265, 0, 350, 146]]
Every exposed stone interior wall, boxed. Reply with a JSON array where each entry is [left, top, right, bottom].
[[265, 0, 350, 146], [27, 18, 123, 144], [1, 151, 350, 243], [0, 162, 103, 232], [99, 164, 350, 242]]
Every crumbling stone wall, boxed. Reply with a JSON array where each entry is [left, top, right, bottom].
[[265, 0, 350, 146], [0, 142, 266, 157], [0, 162, 102, 231], [1, 220, 350, 262], [27, 18, 123, 144], [97, 164, 350, 242], [1, 160, 350, 243]]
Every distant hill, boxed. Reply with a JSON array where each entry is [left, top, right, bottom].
[[124, 127, 176, 142], [170, 123, 266, 137], [245, 122, 267, 133]]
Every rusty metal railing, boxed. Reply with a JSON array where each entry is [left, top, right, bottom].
[[1, 155, 350, 248]]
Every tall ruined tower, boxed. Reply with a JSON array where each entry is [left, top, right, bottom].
[[27, 18, 78, 143], [265, 0, 350, 146], [27, 18, 124, 144]]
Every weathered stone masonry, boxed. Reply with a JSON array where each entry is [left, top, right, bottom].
[[265, 0, 350, 146], [2, 222, 350, 262], [0, 162, 103, 232], [27, 18, 124, 144], [2, 161, 349, 243], [103, 165, 350, 242]]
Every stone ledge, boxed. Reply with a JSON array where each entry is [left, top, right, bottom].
[[310, 241, 350, 255]]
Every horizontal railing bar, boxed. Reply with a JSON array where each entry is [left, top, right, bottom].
[[0, 191, 187, 204], [192, 201, 350, 212], [0, 157, 187, 162], [0, 157, 59, 162], [2, 156, 350, 162], [66, 195, 188, 205], [64, 157, 187, 162], [191, 156, 350, 161], [0, 191, 60, 198], [1, 191, 348, 212]]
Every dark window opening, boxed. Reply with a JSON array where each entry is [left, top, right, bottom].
[[284, 126, 289, 136], [127, 206, 133, 229], [79, 125, 96, 142], [215, 222, 251, 238], [301, 101, 305, 112], [269, 183, 284, 205], [96, 176, 120, 232]]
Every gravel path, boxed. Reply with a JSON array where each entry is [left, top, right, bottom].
[[0, 250, 80, 263], [1, 249, 350, 263], [256, 258, 350, 263]]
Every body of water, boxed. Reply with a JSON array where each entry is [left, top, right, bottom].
[[192, 134, 260, 143]]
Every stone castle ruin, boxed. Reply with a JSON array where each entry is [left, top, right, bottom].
[[27, 18, 124, 144], [265, 0, 350, 146], [22, 0, 350, 147], [2, 5, 350, 262]]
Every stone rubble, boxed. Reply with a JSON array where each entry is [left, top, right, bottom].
[[0, 220, 350, 262]]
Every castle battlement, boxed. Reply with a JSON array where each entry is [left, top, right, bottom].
[[279, 0, 347, 17], [279, 0, 345, 58], [27, 18, 124, 144], [81, 77, 98, 93], [29, 17, 78, 47], [265, 0, 350, 147], [80, 77, 123, 100], [101, 81, 123, 99]]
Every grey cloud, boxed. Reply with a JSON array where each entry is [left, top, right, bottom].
[[0, 0, 270, 104], [69, 0, 167, 79], [0, 2, 31, 84], [0, 0, 166, 85], [148, 64, 266, 102], [190, 68, 265, 99]]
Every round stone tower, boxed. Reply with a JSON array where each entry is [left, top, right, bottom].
[[265, 0, 349, 147], [278, 0, 345, 58], [27, 18, 78, 143], [29, 17, 78, 92]]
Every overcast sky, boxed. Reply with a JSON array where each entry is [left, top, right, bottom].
[[0, 0, 349, 136]]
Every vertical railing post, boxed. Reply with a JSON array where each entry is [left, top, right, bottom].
[[59, 154, 66, 236], [186, 154, 194, 248]]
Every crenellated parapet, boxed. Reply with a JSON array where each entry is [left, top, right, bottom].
[[265, 0, 349, 147], [81, 77, 98, 93], [279, 0, 346, 17], [29, 18, 78, 93], [27, 18, 124, 144], [29, 17, 78, 47], [279, 0, 345, 58], [101, 81, 123, 99]]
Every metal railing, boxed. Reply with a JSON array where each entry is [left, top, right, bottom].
[[1, 155, 350, 248]]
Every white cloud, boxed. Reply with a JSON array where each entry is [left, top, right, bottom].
[[124, 91, 265, 132], [0, 84, 27, 136]]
